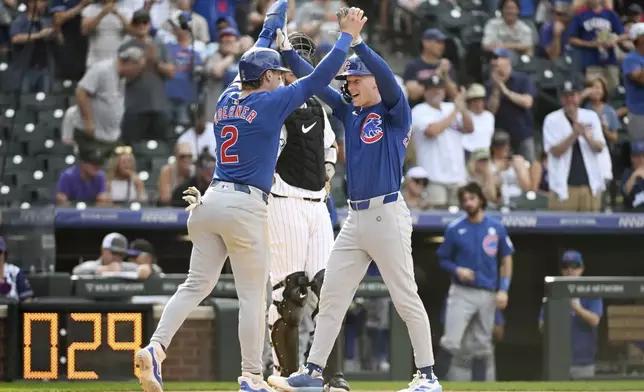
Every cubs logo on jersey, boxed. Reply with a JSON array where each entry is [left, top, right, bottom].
[[360, 113, 384, 144], [482, 227, 499, 256]]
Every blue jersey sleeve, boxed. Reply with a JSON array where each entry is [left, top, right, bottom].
[[498, 226, 515, 258], [539, 24, 553, 50], [610, 12, 625, 35], [567, 14, 583, 39], [585, 298, 604, 317], [352, 42, 406, 111], [623, 54, 642, 76], [16, 271, 34, 301], [281, 48, 349, 120], [272, 33, 352, 121], [437, 226, 458, 275]]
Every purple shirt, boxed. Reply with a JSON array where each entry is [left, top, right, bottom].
[[56, 165, 106, 202]]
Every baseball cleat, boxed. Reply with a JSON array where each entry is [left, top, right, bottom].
[[239, 372, 276, 392], [263, 0, 288, 39], [396, 371, 442, 392], [324, 374, 350, 392], [268, 366, 324, 392], [135, 343, 166, 392]]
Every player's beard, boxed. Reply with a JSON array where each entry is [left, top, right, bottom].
[[464, 204, 481, 217]]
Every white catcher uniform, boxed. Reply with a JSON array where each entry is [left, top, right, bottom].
[[268, 99, 337, 376]]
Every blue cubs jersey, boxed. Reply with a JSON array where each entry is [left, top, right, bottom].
[[437, 215, 514, 291], [282, 42, 412, 201], [539, 298, 603, 366], [212, 34, 353, 194], [568, 8, 624, 68]]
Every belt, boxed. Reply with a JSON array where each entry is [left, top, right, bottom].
[[271, 193, 324, 203], [211, 180, 269, 204], [349, 192, 399, 211]]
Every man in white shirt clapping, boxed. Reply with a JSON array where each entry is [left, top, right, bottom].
[[412, 75, 474, 208], [543, 81, 607, 211]]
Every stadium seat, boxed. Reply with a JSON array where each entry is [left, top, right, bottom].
[[51, 79, 76, 95], [20, 93, 68, 111], [513, 54, 540, 74], [136, 156, 152, 172], [3, 154, 34, 173], [27, 138, 74, 156], [0, 92, 14, 109], [38, 109, 66, 128], [37, 154, 76, 175], [0, 108, 35, 126], [0, 138, 22, 155], [16, 169, 56, 188], [457, 0, 485, 12], [13, 123, 56, 142], [0, 184, 20, 207], [133, 140, 172, 159], [509, 192, 549, 210]]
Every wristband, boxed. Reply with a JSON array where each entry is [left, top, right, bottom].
[[350, 35, 364, 47], [500, 276, 510, 292]]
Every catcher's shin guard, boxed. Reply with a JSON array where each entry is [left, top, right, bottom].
[[270, 271, 309, 376]]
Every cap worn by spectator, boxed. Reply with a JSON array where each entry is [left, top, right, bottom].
[[128, 239, 155, 258], [422, 74, 444, 88], [132, 9, 151, 25], [423, 28, 446, 41], [630, 22, 644, 42], [632, 140, 644, 155], [561, 250, 583, 266], [80, 148, 105, 166], [102, 232, 128, 255], [466, 83, 486, 100], [491, 130, 511, 146], [492, 48, 512, 58], [406, 166, 430, 181], [118, 41, 146, 62], [470, 148, 491, 161], [561, 80, 582, 95], [219, 27, 239, 38]]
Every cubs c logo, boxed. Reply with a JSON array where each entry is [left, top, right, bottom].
[[360, 113, 384, 144], [482, 234, 499, 256], [343, 60, 351, 72]]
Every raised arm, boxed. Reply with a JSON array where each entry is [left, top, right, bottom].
[[352, 41, 403, 109], [255, 0, 288, 48]]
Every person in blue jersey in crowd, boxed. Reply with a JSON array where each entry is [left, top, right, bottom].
[[271, 8, 442, 392], [134, 3, 366, 392], [438, 298, 505, 381], [539, 250, 603, 380], [434, 182, 514, 382], [622, 23, 644, 140]]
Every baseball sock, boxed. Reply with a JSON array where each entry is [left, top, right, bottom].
[[471, 357, 487, 381], [418, 366, 434, 377], [306, 363, 323, 375]]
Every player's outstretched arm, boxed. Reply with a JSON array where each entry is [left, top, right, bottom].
[[255, 0, 288, 48], [352, 40, 403, 109]]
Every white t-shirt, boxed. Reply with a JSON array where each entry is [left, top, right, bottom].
[[411, 102, 467, 185], [462, 110, 495, 152], [491, 159, 530, 206], [177, 122, 218, 159]]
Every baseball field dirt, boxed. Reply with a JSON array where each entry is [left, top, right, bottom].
[[3, 381, 644, 392]]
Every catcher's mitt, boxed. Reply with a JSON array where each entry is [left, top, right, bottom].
[[288, 32, 316, 66]]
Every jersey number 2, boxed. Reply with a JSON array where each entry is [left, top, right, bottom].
[[220, 125, 239, 164]]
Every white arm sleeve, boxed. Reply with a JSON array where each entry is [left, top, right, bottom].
[[322, 110, 337, 164], [277, 126, 287, 158]]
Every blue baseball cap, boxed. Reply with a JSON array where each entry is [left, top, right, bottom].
[[423, 28, 446, 41], [632, 140, 644, 154], [219, 27, 239, 38], [0, 236, 5, 253], [561, 250, 583, 266], [492, 48, 512, 58]]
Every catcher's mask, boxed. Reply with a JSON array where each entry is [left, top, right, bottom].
[[287, 32, 317, 66]]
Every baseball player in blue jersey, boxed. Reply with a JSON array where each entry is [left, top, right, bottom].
[[269, 14, 442, 392], [539, 250, 603, 379], [434, 182, 514, 382], [134, 3, 367, 392]]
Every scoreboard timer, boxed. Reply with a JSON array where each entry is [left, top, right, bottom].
[[9, 302, 154, 381]]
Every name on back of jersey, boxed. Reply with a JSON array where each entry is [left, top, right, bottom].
[[215, 104, 258, 125]]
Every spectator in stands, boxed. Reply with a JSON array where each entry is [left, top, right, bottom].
[[10, 0, 57, 93], [81, 0, 134, 68], [568, 0, 627, 92], [106, 146, 147, 204], [540, 1, 573, 60], [581, 75, 620, 145], [489, 130, 532, 206], [467, 148, 500, 204], [72, 42, 146, 154], [193, 0, 240, 41], [0, 236, 33, 302], [620, 139, 644, 211], [176, 102, 217, 158], [294, 0, 337, 44], [157, 142, 194, 206], [204, 26, 242, 120], [161, 0, 210, 44], [170, 149, 215, 206], [462, 84, 495, 160], [543, 81, 606, 212], [539, 250, 603, 380], [412, 76, 473, 208], [165, 10, 202, 125], [55, 148, 110, 206], [486, 48, 537, 162], [72, 232, 136, 275], [120, 9, 175, 145], [623, 23, 644, 140], [50, 0, 90, 81], [402, 166, 431, 211], [403, 28, 457, 107], [482, 0, 535, 58], [127, 238, 163, 278]]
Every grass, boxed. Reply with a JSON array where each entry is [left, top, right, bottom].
[[2, 381, 644, 392]]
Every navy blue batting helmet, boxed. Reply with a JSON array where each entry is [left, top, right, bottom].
[[335, 55, 372, 80], [239, 47, 290, 82]]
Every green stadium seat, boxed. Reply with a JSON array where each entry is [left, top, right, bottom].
[[21, 93, 67, 111], [509, 192, 549, 211], [38, 109, 65, 128], [133, 140, 172, 159], [27, 138, 74, 156]]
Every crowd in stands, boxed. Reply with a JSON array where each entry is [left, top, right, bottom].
[[0, 0, 642, 213]]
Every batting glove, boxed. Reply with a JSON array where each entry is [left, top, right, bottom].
[[182, 186, 202, 212], [276, 27, 292, 51]]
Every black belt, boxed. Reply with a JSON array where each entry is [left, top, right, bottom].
[[211, 180, 269, 204], [271, 193, 324, 203]]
